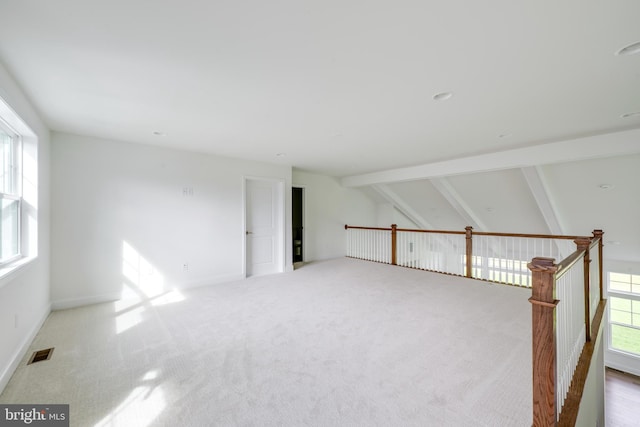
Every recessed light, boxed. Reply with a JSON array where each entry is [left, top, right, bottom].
[[616, 41, 640, 56], [486, 207, 495, 212], [433, 92, 453, 101], [598, 184, 614, 190], [276, 153, 286, 157], [152, 131, 166, 136], [621, 111, 640, 118]]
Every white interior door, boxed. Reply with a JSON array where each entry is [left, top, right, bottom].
[[246, 178, 283, 277]]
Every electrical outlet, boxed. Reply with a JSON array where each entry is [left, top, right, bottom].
[[182, 187, 194, 196], [183, 263, 189, 271]]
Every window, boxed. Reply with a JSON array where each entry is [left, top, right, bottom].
[[467, 255, 531, 286], [608, 272, 640, 356], [0, 122, 21, 264]]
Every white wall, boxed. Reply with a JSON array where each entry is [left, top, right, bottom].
[[0, 63, 51, 393], [293, 169, 377, 261], [51, 132, 292, 308], [574, 324, 605, 427]]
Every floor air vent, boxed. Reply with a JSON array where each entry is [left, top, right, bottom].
[[27, 348, 54, 365]]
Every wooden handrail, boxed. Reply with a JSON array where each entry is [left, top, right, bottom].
[[554, 249, 587, 281], [473, 231, 589, 240], [398, 228, 589, 240], [396, 227, 466, 235], [345, 225, 392, 231], [345, 224, 589, 240]]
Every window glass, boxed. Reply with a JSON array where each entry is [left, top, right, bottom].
[[608, 273, 640, 356], [0, 125, 20, 263]]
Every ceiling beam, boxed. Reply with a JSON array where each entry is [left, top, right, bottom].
[[430, 178, 488, 231], [341, 128, 640, 187], [371, 184, 433, 229], [521, 166, 565, 235]]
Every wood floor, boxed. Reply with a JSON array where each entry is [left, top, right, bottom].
[[606, 368, 640, 426]]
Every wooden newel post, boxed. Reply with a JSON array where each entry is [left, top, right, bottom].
[[575, 238, 592, 341], [528, 257, 559, 427], [391, 224, 397, 266], [465, 226, 473, 278], [592, 229, 604, 302]]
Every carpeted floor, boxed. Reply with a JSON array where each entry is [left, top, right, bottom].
[[0, 258, 532, 426]]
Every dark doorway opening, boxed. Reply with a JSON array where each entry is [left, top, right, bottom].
[[293, 187, 304, 263]]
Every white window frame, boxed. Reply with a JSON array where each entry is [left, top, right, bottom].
[[605, 269, 640, 376], [0, 118, 22, 265], [607, 273, 640, 357], [0, 95, 39, 287]]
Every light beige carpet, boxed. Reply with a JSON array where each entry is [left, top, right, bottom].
[[0, 258, 532, 426]]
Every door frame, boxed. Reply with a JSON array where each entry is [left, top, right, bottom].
[[292, 185, 306, 265], [242, 176, 286, 278]]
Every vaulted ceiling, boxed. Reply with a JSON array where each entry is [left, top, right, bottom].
[[348, 145, 640, 262], [1, 0, 639, 263]]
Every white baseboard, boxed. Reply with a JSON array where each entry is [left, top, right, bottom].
[[605, 352, 640, 377], [0, 302, 51, 395], [51, 274, 248, 311], [51, 292, 121, 311]]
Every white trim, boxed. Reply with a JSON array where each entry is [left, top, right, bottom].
[[605, 349, 640, 377], [51, 273, 249, 311], [0, 302, 51, 394], [371, 184, 432, 229], [521, 166, 565, 235], [0, 255, 37, 288], [604, 268, 640, 375], [430, 177, 487, 230], [51, 292, 122, 311]]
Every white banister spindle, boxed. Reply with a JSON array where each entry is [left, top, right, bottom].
[[555, 264, 586, 417]]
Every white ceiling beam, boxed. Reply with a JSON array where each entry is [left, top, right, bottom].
[[430, 178, 488, 231], [371, 184, 434, 229], [341, 128, 640, 187], [521, 166, 565, 235]]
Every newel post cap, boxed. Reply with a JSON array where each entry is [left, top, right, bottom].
[[527, 257, 558, 273], [574, 237, 592, 250]]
